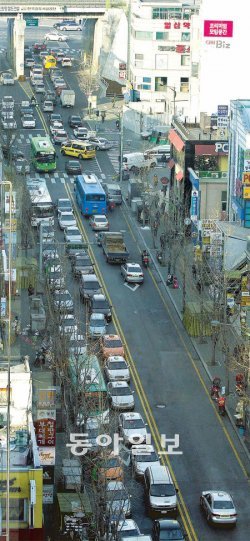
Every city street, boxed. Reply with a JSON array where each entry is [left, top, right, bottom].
[[0, 17, 250, 541]]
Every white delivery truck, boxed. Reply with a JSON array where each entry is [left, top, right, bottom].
[[60, 89, 75, 107]]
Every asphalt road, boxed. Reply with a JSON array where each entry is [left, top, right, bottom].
[[0, 19, 250, 541]]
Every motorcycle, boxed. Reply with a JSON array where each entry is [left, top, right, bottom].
[[141, 250, 150, 268], [166, 273, 173, 286], [235, 373, 246, 396], [210, 377, 221, 400], [156, 251, 163, 265], [173, 275, 179, 289], [218, 396, 226, 416], [108, 199, 116, 211]]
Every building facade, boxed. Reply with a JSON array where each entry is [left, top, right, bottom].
[[228, 100, 250, 229], [129, 0, 199, 121]]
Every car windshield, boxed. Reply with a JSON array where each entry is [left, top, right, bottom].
[[109, 362, 127, 370], [107, 490, 127, 501], [109, 189, 120, 195], [150, 484, 176, 497], [85, 281, 99, 289], [75, 258, 91, 266], [58, 201, 71, 208], [127, 265, 141, 273], [91, 319, 105, 328], [61, 215, 74, 221], [135, 451, 158, 462], [67, 230, 81, 236], [213, 500, 234, 509], [55, 293, 71, 302], [118, 530, 138, 539], [158, 530, 183, 540], [93, 300, 108, 310], [95, 217, 106, 223], [105, 457, 120, 468], [105, 340, 122, 348], [68, 161, 80, 167], [124, 419, 144, 429], [111, 387, 131, 396]]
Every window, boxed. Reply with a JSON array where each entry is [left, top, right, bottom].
[[156, 32, 169, 40], [191, 62, 199, 77], [181, 32, 190, 42], [1, 499, 26, 522], [152, 8, 169, 19], [181, 55, 190, 66], [135, 31, 153, 40], [221, 191, 227, 212], [134, 53, 144, 68], [138, 76, 151, 90], [155, 77, 168, 92], [180, 77, 189, 92]]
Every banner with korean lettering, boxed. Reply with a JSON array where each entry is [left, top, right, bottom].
[[204, 20, 233, 38], [35, 409, 56, 447]]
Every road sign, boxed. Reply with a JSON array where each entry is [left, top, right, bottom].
[[25, 19, 39, 27]]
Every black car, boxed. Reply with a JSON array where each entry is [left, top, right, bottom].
[[68, 115, 83, 128], [90, 293, 112, 322], [65, 160, 82, 175], [71, 254, 94, 278], [152, 520, 187, 541]]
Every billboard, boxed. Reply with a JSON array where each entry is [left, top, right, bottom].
[[204, 20, 233, 37]]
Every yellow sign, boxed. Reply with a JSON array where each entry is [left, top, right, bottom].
[[242, 172, 250, 184], [0, 470, 43, 528], [243, 186, 250, 199], [3, 218, 17, 231]]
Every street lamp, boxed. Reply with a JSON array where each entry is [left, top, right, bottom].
[[210, 320, 220, 366]]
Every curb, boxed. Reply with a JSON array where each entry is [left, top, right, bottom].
[[123, 197, 250, 466]]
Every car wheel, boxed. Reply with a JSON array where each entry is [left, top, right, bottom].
[[58, 38, 62, 42], [95, 145, 99, 150]]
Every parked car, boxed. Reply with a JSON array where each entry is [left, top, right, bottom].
[[118, 412, 148, 446], [152, 520, 186, 541], [90, 293, 112, 323], [89, 214, 109, 231], [117, 520, 141, 540], [107, 381, 134, 411], [104, 356, 130, 382], [47, 265, 65, 290], [106, 481, 131, 519], [72, 254, 94, 278], [59, 314, 78, 335], [58, 211, 76, 230], [21, 114, 36, 128], [121, 263, 144, 284], [1, 73, 14, 85], [52, 129, 68, 144], [79, 274, 102, 302], [44, 32, 68, 42], [15, 158, 30, 174], [53, 289, 74, 313], [65, 160, 82, 175], [101, 334, 124, 359], [144, 465, 178, 518], [131, 445, 160, 479], [88, 137, 113, 150], [200, 491, 237, 526], [97, 452, 124, 483], [64, 226, 82, 243], [89, 313, 106, 339], [68, 115, 83, 128]]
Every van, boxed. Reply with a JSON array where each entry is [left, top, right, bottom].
[[144, 144, 171, 162], [61, 140, 96, 159], [61, 57, 72, 68], [79, 274, 102, 302], [103, 183, 122, 205], [43, 55, 56, 69], [144, 464, 178, 517], [122, 152, 157, 172]]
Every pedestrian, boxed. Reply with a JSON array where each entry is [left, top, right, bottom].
[[160, 233, 166, 250], [153, 220, 158, 237], [196, 279, 202, 294], [28, 283, 34, 296], [155, 210, 160, 225], [116, 119, 120, 129], [192, 264, 197, 280], [153, 174, 158, 187]]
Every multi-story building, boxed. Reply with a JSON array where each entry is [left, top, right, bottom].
[[228, 100, 250, 229], [129, 0, 199, 122], [0, 361, 43, 540]]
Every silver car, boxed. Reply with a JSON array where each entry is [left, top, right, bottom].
[[106, 481, 131, 519], [64, 226, 82, 243], [58, 211, 76, 230], [1, 73, 14, 85], [42, 100, 54, 113], [200, 491, 237, 526], [104, 356, 130, 382], [107, 381, 134, 411], [89, 313, 106, 339], [131, 444, 160, 478], [121, 263, 144, 284], [21, 114, 36, 128], [118, 412, 148, 447], [53, 289, 74, 313]]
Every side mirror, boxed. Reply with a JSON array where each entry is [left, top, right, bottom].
[[175, 487, 179, 493]]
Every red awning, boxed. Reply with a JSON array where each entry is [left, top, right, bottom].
[[168, 129, 185, 152], [176, 171, 183, 181]]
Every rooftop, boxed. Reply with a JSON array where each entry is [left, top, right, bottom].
[[172, 117, 227, 142]]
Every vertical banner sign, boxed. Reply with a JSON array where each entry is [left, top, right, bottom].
[[190, 190, 199, 223]]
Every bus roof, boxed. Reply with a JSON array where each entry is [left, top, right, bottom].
[[68, 354, 106, 391], [76, 174, 105, 195], [26, 178, 52, 204], [31, 136, 55, 153]]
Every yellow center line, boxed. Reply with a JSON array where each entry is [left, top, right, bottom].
[[19, 80, 49, 133], [65, 184, 198, 541]]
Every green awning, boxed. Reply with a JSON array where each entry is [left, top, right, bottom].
[[57, 492, 92, 516], [225, 270, 246, 281]]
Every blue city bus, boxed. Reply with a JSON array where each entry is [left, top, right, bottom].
[[75, 173, 106, 216]]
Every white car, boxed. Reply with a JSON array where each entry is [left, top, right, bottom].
[[47, 265, 65, 290], [106, 481, 131, 519], [89, 214, 109, 231], [89, 313, 106, 339], [50, 120, 64, 135], [2, 96, 14, 109], [35, 82, 46, 94], [58, 211, 76, 230], [44, 32, 68, 42], [59, 22, 82, 31], [59, 314, 78, 335], [121, 263, 144, 284], [200, 491, 237, 526], [73, 126, 88, 139], [118, 412, 148, 447], [21, 114, 36, 128], [64, 226, 82, 243], [117, 519, 141, 540], [131, 444, 160, 478], [104, 356, 130, 382], [53, 129, 68, 144], [1, 73, 14, 85], [107, 381, 134, 411]]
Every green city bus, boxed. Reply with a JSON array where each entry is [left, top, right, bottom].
[[68, 353, 109, 425], [31, 135, 56, 172]]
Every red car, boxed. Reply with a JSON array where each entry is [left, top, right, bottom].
[[33, 43, 47, 52]]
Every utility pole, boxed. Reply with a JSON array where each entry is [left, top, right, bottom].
[[119, 113, 124, 184], [126, 0, 132, 85]]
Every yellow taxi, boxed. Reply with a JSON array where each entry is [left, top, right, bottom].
[[61, 140, 96, 159], [43, 55, 57, 69]]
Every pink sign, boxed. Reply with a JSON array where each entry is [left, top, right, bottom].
[[204, 20, 233, 38]]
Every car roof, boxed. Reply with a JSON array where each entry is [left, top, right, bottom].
[[210, 491, 232, 500], [92, 214, 107, 219], [131, 444, 155, 454], [90, 313, 105, 320], [127, 263, 141, 267], [107, 481, 124, 490], [122, 412, 141, 420], [110, 381, 129, 388], [108, 356, 126, 363], [104, 334, 120, 340], [158, 520, 182, 529], [92, 293, 106, 301], [118, 519, 138, 530]]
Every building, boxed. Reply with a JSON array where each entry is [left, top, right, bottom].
[[0, 361, 43, 540], [129, 0, 199, 124], [228, 100, 250, 229], [189, 0, 250, 121], [169, 117, 228, 226]]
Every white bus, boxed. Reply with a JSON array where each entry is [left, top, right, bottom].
[[26, 178, 54, 226]]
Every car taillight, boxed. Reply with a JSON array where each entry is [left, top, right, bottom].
[[139, 274, 143, 277]]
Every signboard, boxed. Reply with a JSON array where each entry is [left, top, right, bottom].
[[164, 21, 190, 30], [241, 275, 250, 307], [243, 186, 250, 199], [119, 71, 126, 79], [25, 18, 38, 27], [217, 105, 228, 116], [242, 172, 250, 184], [190, 189, 199, 222], [38, 447, 56, 466], [244, 160, 250, 172], [119, 63, 126, 71], [0, 298, 6, 317], [217, 116, 229, 128], [34, 414, 56, 447], [4, 192, 16, 214], [43, 484, 54, 504], [37, 388, 56, 408], [204, 20, 233, 38], [195, 142, 228, 155]]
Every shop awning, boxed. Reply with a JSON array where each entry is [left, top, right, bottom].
[[168, 129, 185, 152], [57, 492, 92, 516]]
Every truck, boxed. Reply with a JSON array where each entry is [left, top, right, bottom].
[[102, 232, 129, 264], [60, 89, 75, 107]]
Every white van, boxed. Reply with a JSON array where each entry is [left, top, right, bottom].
[[122, 152, 156, 171], [144, 144, 171, 162]]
